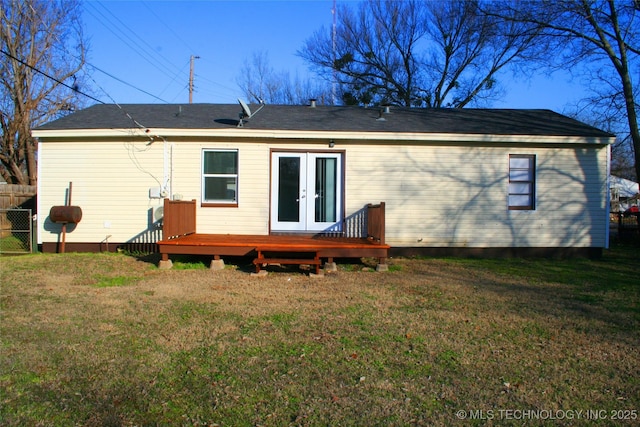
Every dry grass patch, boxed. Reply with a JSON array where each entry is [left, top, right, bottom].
[[1, 247, 638, 426]]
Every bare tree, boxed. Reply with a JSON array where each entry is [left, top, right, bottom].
[[491, 0, 639, 181], [298, 0, 543, 108], [425, 0, 544, 107], [236, 51, 333, 105], [1, 0, 86, 185], [299, 0, 427, 106]]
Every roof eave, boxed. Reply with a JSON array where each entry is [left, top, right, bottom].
[[31, 127, 615, 145]]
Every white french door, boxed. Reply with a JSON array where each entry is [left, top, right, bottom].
[[270, 152, 342, 232]]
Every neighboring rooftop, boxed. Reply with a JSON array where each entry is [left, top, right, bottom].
[[34, 103, 613, 137]]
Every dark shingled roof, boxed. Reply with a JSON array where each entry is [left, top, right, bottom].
[[35, 103, 613, 137]]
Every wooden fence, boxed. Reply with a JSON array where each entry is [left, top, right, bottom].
[[612, 212, 639, 243], [0, 185, 37, 210]]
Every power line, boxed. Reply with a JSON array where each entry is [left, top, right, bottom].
[[0, 48, 105, 105], [84, 73, 149, 130], [195, 71, 239, 95], [101, 0, 240, 100], [85, 1, 243, 104], [84, 2, 213, 103], [191, 85, 239, 102], [157, 59, 190, 98], [84, 2, 183, 82], [47, 33, 172, 106], [1, 48, 158, 132], [49, 39, 173, 104], [5, 2, 241, 107], [86, 62, 170, 103], [141, 0, 196, 54], [169, 85, 189, 103]]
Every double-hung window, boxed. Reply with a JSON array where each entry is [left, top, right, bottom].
[[508, 155, 535, 210], [202, 149, 238, 206]]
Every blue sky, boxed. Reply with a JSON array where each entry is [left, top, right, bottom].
[[81, 0, 585, 112]]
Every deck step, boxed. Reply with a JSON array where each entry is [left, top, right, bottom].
[[253, 247, 322, 274], [253, 258, 322, 266]]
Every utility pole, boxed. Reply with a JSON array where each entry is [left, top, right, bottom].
[[189, 55, 200, 104]]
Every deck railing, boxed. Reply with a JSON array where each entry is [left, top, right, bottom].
[[366, 202, 385, 244], [162, 198, 196, 240], [161, 198, 386, 244]]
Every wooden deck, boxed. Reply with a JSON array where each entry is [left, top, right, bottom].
[[158, 233, 390, 273], [159, 233, 389, 258], [156, 199, 389, 273]]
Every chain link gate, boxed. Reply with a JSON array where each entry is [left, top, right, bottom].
[[0, 209, 33, 254]]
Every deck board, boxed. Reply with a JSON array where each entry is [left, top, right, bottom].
[[158, 233, 390, 260]]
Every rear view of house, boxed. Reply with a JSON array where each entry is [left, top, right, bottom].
[[33, 103, 613, 261]]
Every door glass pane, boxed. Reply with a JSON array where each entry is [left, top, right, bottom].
[[315, 157, 337, 222], [278, 157, 300, 222]]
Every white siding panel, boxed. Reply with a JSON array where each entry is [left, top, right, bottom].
[[39, 141, 166, 244], [345, 144, 609, 248], [39, 138, 609, 249], [170, 142, 271, 235]]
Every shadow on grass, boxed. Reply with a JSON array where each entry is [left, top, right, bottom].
[[440, 243, 639, 344]]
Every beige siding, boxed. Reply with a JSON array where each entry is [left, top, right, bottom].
[[39, 138, 609, 248], [170, 141, 271, 235], [345, 144, 609, 248], [38, 140, 166, 244]]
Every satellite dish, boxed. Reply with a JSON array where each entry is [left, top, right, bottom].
[[239, 98, 252, 118], [153, 206, 164, 222], [237, 98, 266, 127]]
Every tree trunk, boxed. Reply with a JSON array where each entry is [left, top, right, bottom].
[[622, 78, 640, 183]]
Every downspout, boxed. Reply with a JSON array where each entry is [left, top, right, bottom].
[[170, 142, 174, 199], [163, 137, 171, 197], [605, 143, 612, 249], [152, 135, 171, 198], [36, 138, 42, 247]]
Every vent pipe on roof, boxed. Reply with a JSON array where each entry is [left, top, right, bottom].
[[377, 105, 391, 121], [309, 99, 317, 108]]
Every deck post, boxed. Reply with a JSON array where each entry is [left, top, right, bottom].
[[162, 198, 197, 240], [158, 259, 173, 270], [376, 260, 388, 272], [366, 202, 388, 271], [324, 260, 338, 273], [210, 258, 225, 271], [158, 198, 197, 268], [366, 202, 386, 244]]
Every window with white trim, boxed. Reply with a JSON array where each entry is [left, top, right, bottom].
[[508, 155, 535, 210], [202, 149, 238, 206]]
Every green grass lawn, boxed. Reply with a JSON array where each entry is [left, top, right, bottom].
[[1, 246, 638, 426], [0, 234, 30, 253]]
